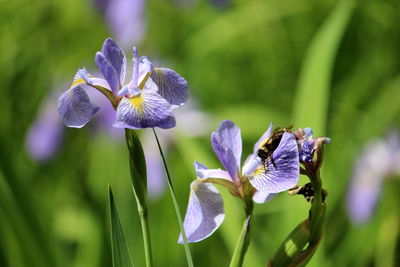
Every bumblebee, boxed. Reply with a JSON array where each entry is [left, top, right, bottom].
[[257, 126, 293, 171]]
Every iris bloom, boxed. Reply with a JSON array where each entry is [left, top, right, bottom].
[[58, 38, 188, 129], [347, 132, 400, 223], [179, 120, 300, 243]]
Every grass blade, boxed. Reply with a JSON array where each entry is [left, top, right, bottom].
[[109, 186, 134, 267], [292, 1, 355, 134]]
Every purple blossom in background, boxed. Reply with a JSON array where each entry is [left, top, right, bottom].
[[26, 94, 64, 161], [26, 87, 124, 162], [347, 132, 400, 224], [93, 0, 146, 48], [58, 38, 188, 130], [179, 120, 300, 243]]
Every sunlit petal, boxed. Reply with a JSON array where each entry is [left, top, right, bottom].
[[114, 91, 175, 129], [249, 132, 299, 193], [178, 180, 225, 243]]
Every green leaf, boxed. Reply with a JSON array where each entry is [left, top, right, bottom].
[[124, 129, 147, 210], [268, 220, 311, 267], [229, 216, 252, 267], [109, 186, 134, 267], [293, 1, 355, 134], [124, 129, 153, 267]]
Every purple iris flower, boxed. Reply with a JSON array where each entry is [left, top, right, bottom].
[[294, 127, 331, 165], [58, 38, 188, 130], [179, 120, 300, 243], [347, 132, 400, 224]]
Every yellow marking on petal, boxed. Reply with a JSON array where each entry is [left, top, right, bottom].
[[129, 96, 144, 112], [71, 78, 86, 88], [253, 166, 266, 176]]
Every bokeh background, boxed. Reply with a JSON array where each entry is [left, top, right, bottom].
[[1, 0, 400, 266]]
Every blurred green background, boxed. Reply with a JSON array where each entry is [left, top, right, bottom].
[[1, 0, 400, 266]]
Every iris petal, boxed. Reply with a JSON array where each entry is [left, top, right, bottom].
[[194, 161, 232, 181], [95, 52, 120, 94], [114, 91, 175, 129], [150, 67, 188, 106], [252, 191, 277, 204], [57, 86, 99, 128], [253, 123, 273, 154], [101, 38, 126, 85], [249, 132, 299, 193], [178, 180, 225, 243], [211, 120, 242, 182]]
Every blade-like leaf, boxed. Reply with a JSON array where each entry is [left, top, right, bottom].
[[125, 129, 147, 206], [292, 1, 355, 135], [109, 186, 134, 267]]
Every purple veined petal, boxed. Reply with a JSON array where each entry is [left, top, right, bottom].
[[253, 122, 274, 154], [57, 85, 99, 128], [150, 67, 188, 106], [248, 132, 299, 193], [194, 161, 232, 181], [178, 179, 225, 243], [101, 38, 126, 85], [95, 52, 121, 94], [211, 120, 242, 182], [253, 191, 277, 204], [114, 90, 176, 129]]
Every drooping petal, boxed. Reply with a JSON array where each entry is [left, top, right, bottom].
[[178, 180, 225, 243], [211, 120, 242, 181], [95, 52, 121, 94], [114, 91, 175, 129], [252, 191, 277, 204], [194, 161, 232, 181], [57, 86, 99, 128], [150, 67, 188, 106], [101, 38, 126, 85], [248, 132, 299, 193]]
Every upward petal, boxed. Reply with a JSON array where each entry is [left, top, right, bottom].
[[101, 38, 126, 85], [95, 52, 121, 94], [253, 122, 274, 154], [248, 132, 299, 193], [57, 85, 99, 128], [114, 91, 175, 129], [211, 120, 242, 182], [178, 180, 225, 243], [150, 67, 188, 106]]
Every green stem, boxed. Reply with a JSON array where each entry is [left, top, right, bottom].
[[137, 204, 153, 267], [152, 128, 194, 267], [229, 202, 253, 267]]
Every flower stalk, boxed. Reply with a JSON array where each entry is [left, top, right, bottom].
[[152, 128, 194, 267], [268, 134, 329, 266]]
